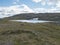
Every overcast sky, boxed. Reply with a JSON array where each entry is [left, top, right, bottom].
[[0, 0, 60, 18]]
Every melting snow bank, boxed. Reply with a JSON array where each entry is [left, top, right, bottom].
[[10, 20, 53, 23]]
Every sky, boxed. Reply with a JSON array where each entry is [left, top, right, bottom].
[[0, 0, 60, 18]]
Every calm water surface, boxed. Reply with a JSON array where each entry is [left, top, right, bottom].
[[10, 20, 53, 23]]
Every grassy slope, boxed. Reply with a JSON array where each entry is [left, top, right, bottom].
[[0, 20, 60, 45]]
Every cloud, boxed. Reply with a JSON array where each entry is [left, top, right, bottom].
[[13, 0, 19, 5], [32, 0, 57, 7], [13, 2, 17, 5], [56, 1, 60, 8], [32, 0, 42, 3], [0, 4, 34, 18], [33, 0, 60, 13], [40, 0, 46, 6], [33, 7, 60, 13]]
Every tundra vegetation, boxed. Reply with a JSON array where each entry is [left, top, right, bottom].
[[0, 19, 60, 45], [0, 13, 60, 45]]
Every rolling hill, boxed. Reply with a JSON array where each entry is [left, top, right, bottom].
[[4, 13, 60, 21]]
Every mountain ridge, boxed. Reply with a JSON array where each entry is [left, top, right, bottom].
[[4, 13, 60, 21]]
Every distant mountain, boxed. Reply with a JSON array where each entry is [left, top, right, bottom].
[[4, 13, 60, 21]]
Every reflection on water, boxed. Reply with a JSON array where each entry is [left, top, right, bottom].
[[10, 20, 53, 23]]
